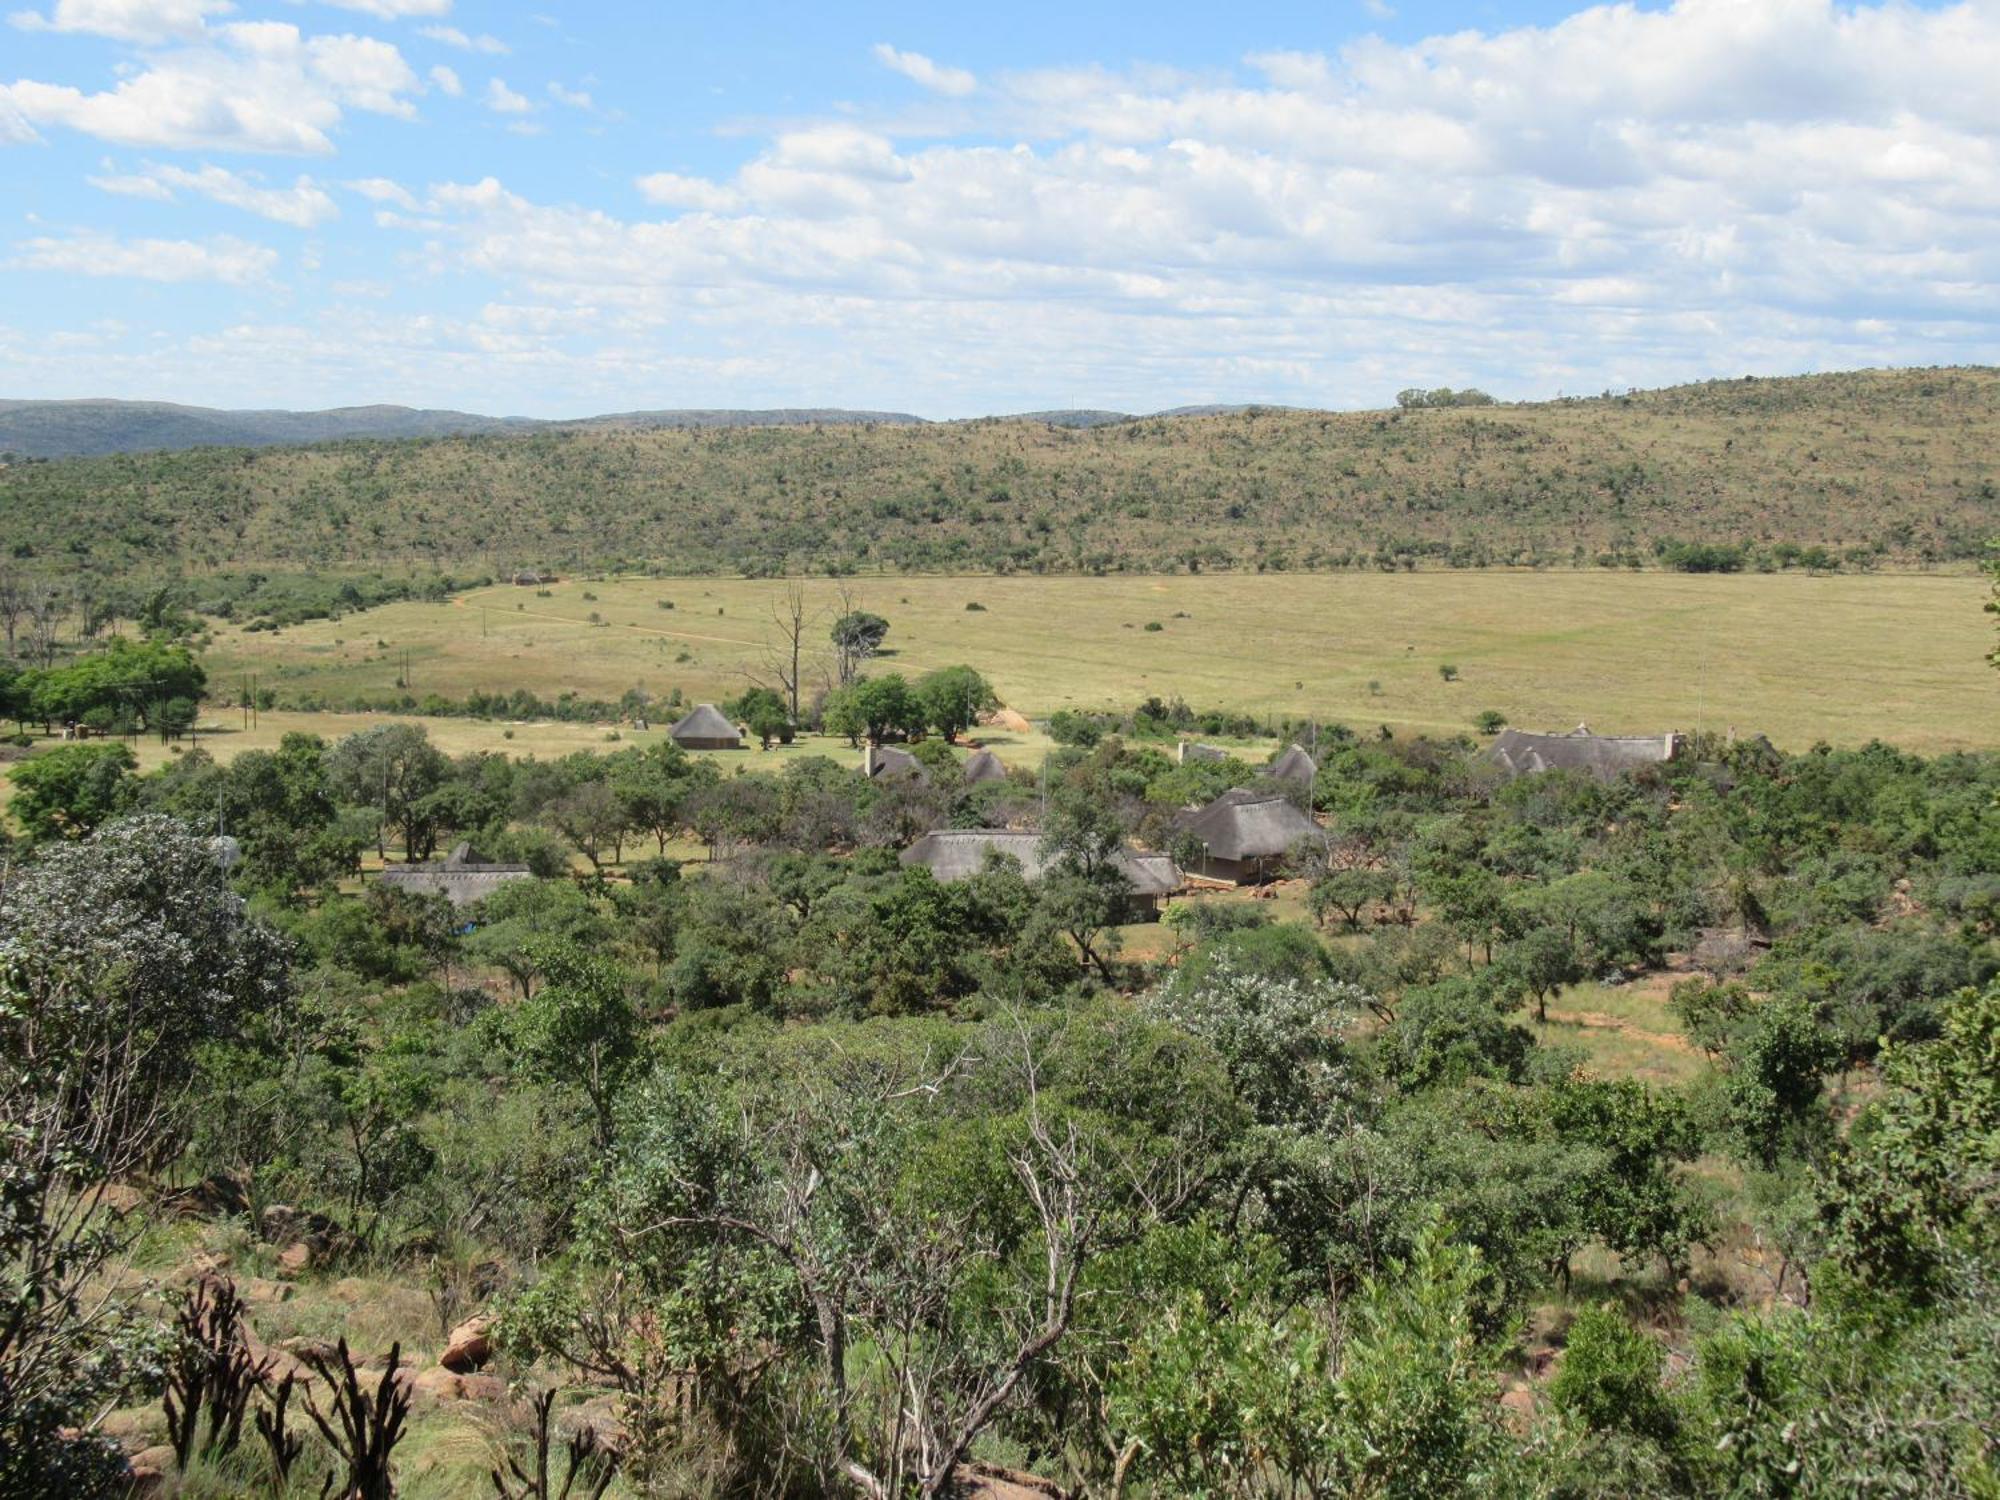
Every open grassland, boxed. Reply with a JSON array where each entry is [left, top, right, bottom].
[[206, 569, 1997, 753], [3, 368, 1996, 578]]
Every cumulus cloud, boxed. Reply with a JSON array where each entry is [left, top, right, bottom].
[[9, 0, 230, 44], [484, 76, 530, 114], [0, 19, 422, 151], [318, 0, 449, 17], [418, 22, 504, 52], [15, 0, 2000, 412], [90, 161, 339, 226], [344, 175, 417, 208], [428, 62, 460, 95], [9, 229, 277, 284], [547, 81, 591, 110], [358, 0, 2000, 410], [634, 171, 740, 212], [871, 43, 975, 97]]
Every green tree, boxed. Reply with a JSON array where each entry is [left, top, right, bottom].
[[0, 817, 292, 1491], [510, 941, 639, 1148], [327, 721, 452, 861], [1821, 977, 2000, 1298], [830, 609, 890, 685], [8, 741, 136, 841], [849, 673, 921, 742], [731, 685, 791, 748], [914, 665, 996, 743]]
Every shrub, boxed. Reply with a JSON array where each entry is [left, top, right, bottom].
[[1474, 710, 1507, 735], [1439, 664, 1460, 682]]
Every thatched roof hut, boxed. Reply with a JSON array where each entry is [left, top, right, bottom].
[[962, 749, 1007, 785], [1177, 740, 1231, 765], [1266, 744, 1317, 783], [1489, 725, 1680, 780], [864, 744, 929, 783], [669, 703, 744, 751], [1176, 787, 1320, 883], [899, 829, 1182, 916], [377, 843, 534, 908]]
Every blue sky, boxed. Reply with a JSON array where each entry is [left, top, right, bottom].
[[2, 0, 1994, 417]]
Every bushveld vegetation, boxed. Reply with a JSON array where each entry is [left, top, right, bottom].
[[2, 563, 1996, 1496], [1, 368, 1995, 583], [0, 394, 1993, 1498]]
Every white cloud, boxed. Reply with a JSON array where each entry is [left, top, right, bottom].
[[871, 42, 975, 97], [428, 62, 459, 95], [318, 0, 448, 17], [484, 76, 530, 114], [635, 171, 740, 212], [9, 229, 277, 284], [14, 0, 2000, 413], [547, 81, 591, 110], [0, 20, 422, 152], [9, 0, 230, 44], [349, 0, 2000, 412], [344, 175, 416, 207], [90, 161, 338, 226], [417, 22, 503, 52]]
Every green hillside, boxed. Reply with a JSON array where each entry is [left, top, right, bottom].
[[1, 367, 1994, 581]]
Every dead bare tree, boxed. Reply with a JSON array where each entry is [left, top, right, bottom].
[[759, 581, 820, 728], [162, 1275, 275, 1467], [255, 1372, 306, 1487], [23, 580, 65, 669], [301, 1339, 412, 1500], [0, 567, 25, 660], [490, 1388, 623, 1500]]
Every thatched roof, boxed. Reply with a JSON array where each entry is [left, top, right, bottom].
[[1266, 744, 1317, 783], [900, 830, 1182, 896], [963, 749, 1007, 785], [377, 842, 534, 908], [865, 744, 928, 783], [1178, 741, 1231, 764], [668, 703, 742, 745], [1489, 726, 1680, 780], [1177, 790, 1319, 862]]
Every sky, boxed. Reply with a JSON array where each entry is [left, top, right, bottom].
[[1, 0, 1995, 417]]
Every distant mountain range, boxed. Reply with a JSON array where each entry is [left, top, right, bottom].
[[0, 397, 1306, 459]]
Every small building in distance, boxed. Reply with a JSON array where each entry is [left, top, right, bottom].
[[1488, 725, 1682, 781], [1177, 740, 1231, 765], [512, 568, 554, 586], [864, 744, 930, 784], [962, 748, 1007, 785], [1265, 743, 1318, 784], [899, 829, 1183, 919], [377, 843, 533, 908], [1176, 786, 1321, 884], [669, 703, 744, 751]]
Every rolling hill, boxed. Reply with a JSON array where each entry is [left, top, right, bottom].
[[0, 368, 1993, 580]]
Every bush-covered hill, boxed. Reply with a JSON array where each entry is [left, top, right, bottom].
[[1, 367, 1994, 580]]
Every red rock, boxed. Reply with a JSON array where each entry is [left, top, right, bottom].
[[127, 1444, 177, 1495], [457, 1374, 506, 1402], [440, 1315, 494, 1373], [411, 1367, 465, 1403]]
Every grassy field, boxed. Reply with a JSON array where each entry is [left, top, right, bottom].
[[205, 569, 1997, 754]]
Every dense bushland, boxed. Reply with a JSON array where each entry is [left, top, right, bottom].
[[1, 368, 1994, 585], [3, 665, 1996, 1495]]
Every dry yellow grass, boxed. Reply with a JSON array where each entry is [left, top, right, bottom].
[[205, 569, 1996, 754]]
